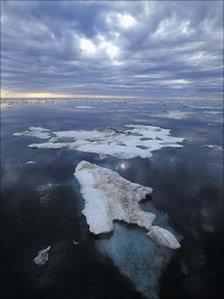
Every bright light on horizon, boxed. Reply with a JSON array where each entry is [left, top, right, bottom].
[[0, 90, 138, 99]]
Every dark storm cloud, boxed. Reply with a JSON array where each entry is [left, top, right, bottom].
[[1, 1, 223, 98]]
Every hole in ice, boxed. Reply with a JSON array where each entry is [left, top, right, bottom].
[[136, 145, 148, 150], [130, 133, 142, 136], [160, 142, 172, 145], [55, 137, 76, 142], [140, 137, 153, 141]]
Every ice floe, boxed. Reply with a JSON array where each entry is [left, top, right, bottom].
[[72, 240, 80, 245], [208, 123, 217, 126], [98, 153, 108, 160], [29, 142, 68, 149], [155, 111, 190, 120], [204, 110, 222, 115], [14, 124, 185, 159], [13, 126, 51, 140], [34, 246, 51, 266], [74, 161, 181, 249], [204, 144, 223, 151], [26, 160, 36, 164]]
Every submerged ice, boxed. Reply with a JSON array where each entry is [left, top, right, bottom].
[[96, 223, 174, 299], [13, 124, 184, 159], [75, 161, 181, 249]]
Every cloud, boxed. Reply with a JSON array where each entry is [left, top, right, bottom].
[[80, 38, 97, 56], [1, 0, 223, 99]]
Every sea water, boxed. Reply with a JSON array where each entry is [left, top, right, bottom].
[[1, 98, 223, 299]]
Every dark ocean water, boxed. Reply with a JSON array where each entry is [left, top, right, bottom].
[[1, 99, 223, 299]]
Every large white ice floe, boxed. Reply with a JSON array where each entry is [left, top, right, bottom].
[[74, 161, 181, 249], [13, 124, 185, 159], [34, 246, 51, 266]]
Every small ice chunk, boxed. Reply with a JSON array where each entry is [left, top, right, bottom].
[[34, 246, 51, 266], [26, 160, 36, 164], [72, 240, 80, 245], [147, 225, 181, 249], [204, 144, 223, 151], [98, 153, 108, 160]]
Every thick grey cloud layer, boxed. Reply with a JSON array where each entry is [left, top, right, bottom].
[[1, 1, 223, 98]]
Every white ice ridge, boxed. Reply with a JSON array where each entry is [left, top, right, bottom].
[[34, 246, 51, 266], [13, 126, 51, 140], [74, 161, 181, 249], [14, 124, 185, 159]]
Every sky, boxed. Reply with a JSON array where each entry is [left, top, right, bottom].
[[1, 0, 223, 99]]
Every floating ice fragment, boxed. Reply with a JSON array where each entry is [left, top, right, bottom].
[[72, 240, 80, 245], [98, 153, 108, 160], [14, 126, 51, 140], [34, 246, 51, 266], [154, 111, 190, 120], [29, 126, 50, 132], [204, 111, 222, 115], [29, 142, 68, 149], [147, 225, 181, 249], [74, 161, 181, 249], [26, 160, 36, 164], [204, 144, 223, 151]]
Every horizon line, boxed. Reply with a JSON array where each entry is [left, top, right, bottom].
[[0, 91, 140, 100]]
